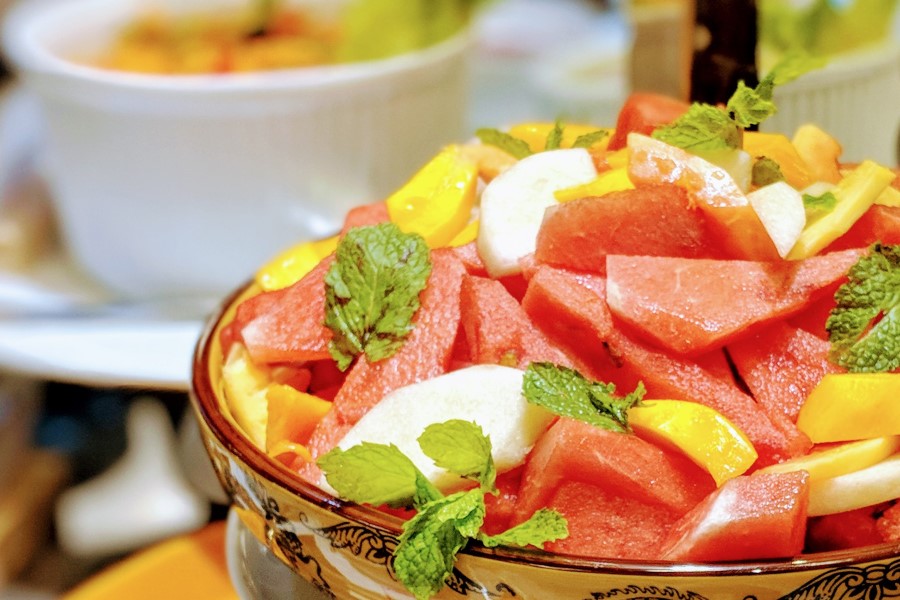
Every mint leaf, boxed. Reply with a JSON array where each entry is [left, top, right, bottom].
[[522, 363, 644, 432], [479, 508, 568, 548], [827, 243, 900, 372], [572, 129, 610, 149], [757, 50, 827, 99], [651, 103, 741, 151], [803, 190, 838, 223], [325, 223, 432, 370], [475, 128, 533, 159], [418, 420, 495, 488], [318, 442, 442, 507], [394, 490, 485, 600], [544, 119, 564, 151], [727, 80, 778, 129], [752, 156, 785, 187]]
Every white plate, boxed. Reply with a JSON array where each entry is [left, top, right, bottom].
[[225, 508, 331, 600], [0, 86, 210, 390]]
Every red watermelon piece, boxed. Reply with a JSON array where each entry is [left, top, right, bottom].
[[459, 274, 574, 369], [522, 265, 810, 466], [340, 200, 390, 235], [237, 256, 335, 365], [660, 471, 810, 562], [450, 241, 488, 276], [534, 185, 721, 275], [607, 92, 690, 151], [513, 418, 714, 527], [605, 249, 864, 356], [876, 502, 900, 543], [728, 322, 845, 424], [542, 480, 679, 560], [303, 249, 467, 462], [806, 505, 886, 552]]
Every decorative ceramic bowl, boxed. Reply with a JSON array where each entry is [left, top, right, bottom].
[[2, 0, 469, 299], [191, 283, 900, 600]]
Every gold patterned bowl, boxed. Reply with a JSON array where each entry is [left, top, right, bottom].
[[190, 284, 900, 600]]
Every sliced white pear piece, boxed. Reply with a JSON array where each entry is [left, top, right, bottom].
[[747, 181, 806, 258], [477, 148, 596, 278], [808, 453, 900, 516], [326, 364, 554, 491], [697, 147, 754, 193]]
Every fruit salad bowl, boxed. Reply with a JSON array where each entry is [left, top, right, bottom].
[[191, 60, 900, 599], [191, 292, 900, 599]]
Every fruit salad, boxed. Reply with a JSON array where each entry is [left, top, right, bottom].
[[214, 57, 900, 599]]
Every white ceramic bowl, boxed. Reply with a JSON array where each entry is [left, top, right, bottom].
[[762, 41, 900, 166], [2, 0, 470, 298]]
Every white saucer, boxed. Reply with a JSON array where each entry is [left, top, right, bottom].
[[225, 508, 331, 600], [0, 86, 210, 390]]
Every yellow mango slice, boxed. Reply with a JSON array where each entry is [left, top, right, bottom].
[[792, 124, 842, 184], [385, 144, 478, 248], [554, 167, 634, 203], [448, 219, 478, 246], [265, 383, 331, 453], [786, 160, 896, 259], [255, 235, 338, 292], [797, 373, 900, 443], [758, 436, 900, 481], [628, 399, 758, 486], [507, 122, 611, 153], [221, 344, 271, 448], [743, 131, 814, 190]]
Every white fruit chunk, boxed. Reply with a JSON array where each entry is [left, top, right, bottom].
[[477, 148, 596, 278], [747, 181, 807, 258], [808, 453, 900, 516], [324, 365, 554, 491]]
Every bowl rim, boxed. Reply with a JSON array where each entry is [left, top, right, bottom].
[[2, 0, 472, 93], [191, 281, 900, 577]]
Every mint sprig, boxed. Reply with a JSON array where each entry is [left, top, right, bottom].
[[474, 128, 533, 159], [802, 190, 838, 223], [826, 243, 900, 372], [324, 223, 432, 371], [653, 51, 824, 151], [522, 362, 645, 432], [318, 420, 568, 600]]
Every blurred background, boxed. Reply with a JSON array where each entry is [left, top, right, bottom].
[[0, 0, 897, 597]]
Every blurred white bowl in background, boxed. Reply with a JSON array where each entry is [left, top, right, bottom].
[[762, 41, 900, 166], [2, 0, 470, 299]]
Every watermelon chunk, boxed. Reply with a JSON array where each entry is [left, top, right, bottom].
[[513, 418, 714, 527], [660, 471, 810, 562], [607, 92, 690, 151], [542, 480, 679, 560], [522, 265, 810, 466], [728, 322, 845, 424], [459, 274, 573, 369], [303, 249, 467, 462], [806, 505, 886, 552], [605, 249, 864, 356], [534, 185, 721, 275], [340, 200, 390, 235], [236, 256, 335, 365]]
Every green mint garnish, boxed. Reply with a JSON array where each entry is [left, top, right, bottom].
[[752, 156, 786, 187], [572, 129, 610, 149], [653, 50, 824, 151], [826, 243, 900, 373], [475, 128, 533, 159], [479, 508, 568, 548], [522, 362, 645, 432], [318, 420, 568, 600], [803, 190, 838, 223], [324, 223, 432, 371], [544, 119, 564, 151], [652, 103, 741, 151]]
